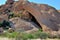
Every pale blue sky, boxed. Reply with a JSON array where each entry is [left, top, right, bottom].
[[0, 0, 60, 10]]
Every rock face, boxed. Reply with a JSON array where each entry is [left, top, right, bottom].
[[0, 27, 3, 34], [58, 10, 60, 13], [9, 17, 39, 32], [0, 14, 8, 23], [0, 0, 60, 34], [6, 0, 14, 4], [21, 2, 60, 32]]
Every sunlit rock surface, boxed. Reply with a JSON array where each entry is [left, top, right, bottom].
[[0, 0, 60, 35]]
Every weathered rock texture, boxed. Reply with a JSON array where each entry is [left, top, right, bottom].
[[0, 14, 8, 22], [9, 17, 39, 32], [58, 10, 60, 13], [0, 0, 60, 34], [0, 27, 3, 34]]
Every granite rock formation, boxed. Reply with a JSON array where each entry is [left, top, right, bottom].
[[0, 0, 60, 34], [9, 17, 39, 32], [58, 10, 60, 13]]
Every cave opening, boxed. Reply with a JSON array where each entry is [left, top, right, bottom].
[[29, 13, 42, 29]]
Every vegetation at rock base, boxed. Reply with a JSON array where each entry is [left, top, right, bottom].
[[0, 29, 60, 40], [0, 30, 49, 39]]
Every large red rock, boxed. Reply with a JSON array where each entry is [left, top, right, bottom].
[[0, 0, 60, 34], [21, 1, 60, 33]]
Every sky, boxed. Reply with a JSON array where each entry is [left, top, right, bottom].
[[0, 0, 60, 10]]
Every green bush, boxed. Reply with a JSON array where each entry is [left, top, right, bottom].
[[2, 20, 10, 29], [16, 30, 49, 40], [9, 12, 14, 19], [31, 31, 49, 39], [0, 22, 2, 27], [0, 32, 18, 38], [0, 20, 10, 28], [0, 29, 49, 39], [16, 32, 35, 40], [39, 32, 48, 39]]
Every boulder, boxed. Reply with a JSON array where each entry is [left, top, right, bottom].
[[9, 17, 39, 32], [22, 2, 60, 33]]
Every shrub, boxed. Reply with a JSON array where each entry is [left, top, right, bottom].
[[16, 32, 35, 40], [9, 12, 14, 19], [13, 13, 23, 18], [39, 29, 43, 32], [31, 31, 49, 39], [0, 32, 18, 38], [2, 20, 10, 29], [0, 22, 2, 27], [39, 32, 48, 39], [16, 30, 49, 40], [0, 20, 11, 29], [0, 29, 49, 39]]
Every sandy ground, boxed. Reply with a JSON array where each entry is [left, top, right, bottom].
[[0, 38, 60, 40], [0, 37, 15, 40]]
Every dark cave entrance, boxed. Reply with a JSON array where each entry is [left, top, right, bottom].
[[29, 13, 42, 29]]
